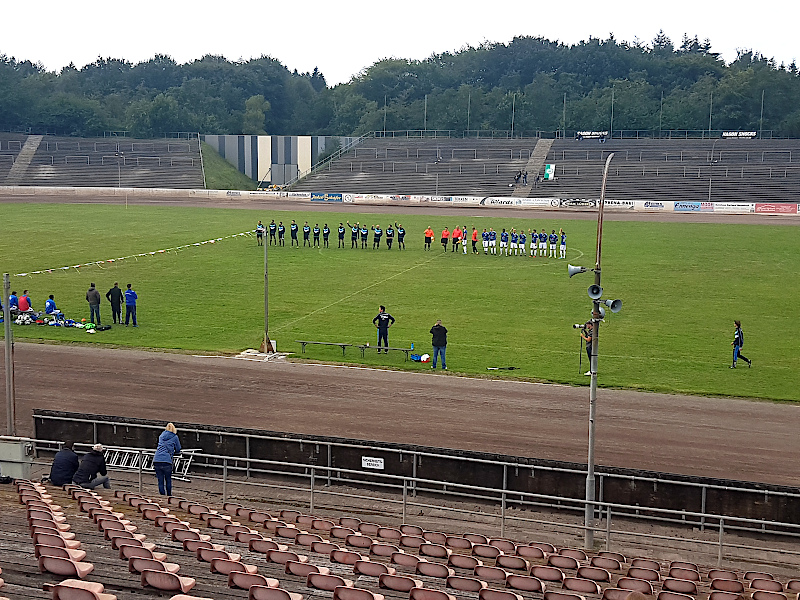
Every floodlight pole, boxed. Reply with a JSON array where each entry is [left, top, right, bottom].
[[585, 152, 614, 550], [262, 238, 274, 354], [3, 273, 16, 436]]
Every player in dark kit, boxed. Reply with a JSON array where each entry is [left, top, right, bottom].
[[395, 223, 406, 249], [278, 222, 286, 246], [313, 224, 321, 247], [346, 222, 359, 248], [268, 220, 277, 245], [385, 224, 394, 249], [290, 220, 299, 247], [256, 221, 265, 245], [303, 222, 311, 247], [372, 225, 383, 249], [322, 224, 330, 248], [360, 224, 369, 248], [338, 223, 346, 248], [372, 305, 395, 353]]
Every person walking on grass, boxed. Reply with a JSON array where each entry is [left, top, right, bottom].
[[153, 423, 182, 496], [86, 283, 101, 325], [731, 320, 751, 368], [124, 284, 138, 327], [430, 319, 448, 370]]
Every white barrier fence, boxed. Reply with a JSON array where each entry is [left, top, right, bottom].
[[1, 185, 798, 216]]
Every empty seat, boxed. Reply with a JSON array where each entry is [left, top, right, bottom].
[[236, 531, 265, 545], [306, 573, 354, 591], [506, 574, 545, 592], [476, 566, 509, 582], [210, 558, 258, 575], [473, 544, 502, 559], [359, 523, 380, 536], [184, 540, 225, 553], [140, 569, 196, 593], [129, 557, 180, 574], [424, 531, 448, 545], [296, 514, 316, 526], [712, 580, 745, 594], [287, 561, 330, 577], [312, 519, 335, 531], [530, 542, 557, 554], [346, 534, 374, 549], [250, 511, 274, 525], [578, 566, 612, 583], [392, 552, 425, 568], [590, 556, 622, 571], [447, 576, 488, 592], [51, 579, 117, 600], [752, 593, 788, 600], [709, 593, 744, 600], [249, 587, 302, 600], [560, 548, 588, 562], [339, 516, 361, 528], [497, 555, 529, 571], [544, 591, 586, 600], [662, 578, 697, 595], [409, 589, 456, 600], [416, 562, 454, 579], [38, 555, 94, 578], [276, 526, 301, 539], [464, 533, 489, 545], [632, 559, 661, 571], [311, 541, 340, 554], [331, 550, 365, 565], [281, 510, 302, 523], [751, 580, 784, 592], [490, 539, 517, 553], [120, 545, 167, 562], [354, 561, 394, 577], [746, 572, 775, 581], [449, 554, 482, 570], [266, 550, 307, 565], [617, 578, 654, 595], [35, 544, 86, 562], [400, 524, 424, 536], [379, 573, 423, 591], [377, 527, 402, 540], [532, 565, 565, 583], [709, 570, 739, 581], [670, 562, 698, 572], [401, 535, 426, 548], [370, 543, 399, 557], [480, 589, 523, 600], [197, 548, 242, 563], [331, 527, 356, 539], [446, 536, 473, 550], [657, 592, 695, 600], [296, 533, 323, 546], [516, 546, 545, 559], [223, 501, 244, 514], [563, 577, 601, 595], [112, 537, 156, 552], [250, 538, 288, 553], [548, 555, 579, 570], [420, 543, 451, 559], [602, 589, 634, 600], [226, 524, 254, 537], [333, 586, 385, 600], [670, 568, 700, 582], [787, 581, 800, 592], [627, 567, 660, 582], [172, 529, 211, 543]]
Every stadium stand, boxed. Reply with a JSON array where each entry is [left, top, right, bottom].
[[290, 135, 800, 202], [1, 135, 204, 189], [2, 476, 800, 600]]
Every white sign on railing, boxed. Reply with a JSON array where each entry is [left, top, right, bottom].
[[362, 456, 385, 470]]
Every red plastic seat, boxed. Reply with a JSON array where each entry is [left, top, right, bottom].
[[267, 550, 307, 565], [631, 559, 661, 571], [331, 550, 365, 565], [249, 587, 303, 600], [250, 538, 287, 553], [712, 580, 745, 593], [516, 546, 545, 559], [306, 573, 354, 591], [480, 589, 523, 600], [709, 570, 739, 581], [475, 565, 509, 582], [627, 567, 660, 582], [506, 574, 545, 592], [38, 555, 94, 579], [287, 560, 330, 577], [602, 589, 634, 600], [544, 592, 586, 600], [591, 556, 622, 571], [34, 543, 87, 562], [618, 577, 654, 595], [578, 566, 612, 583], [228, 570, 280, 590], [548, 555, 579, 570], [559, 548, 588, 562], [379, 573, 423, 591], [416, 562, 454, 579], [657, 592, 695, 600], [377, 527, 402, 540], [140, 569, 196, 593], [752, 580, 784, 593], [34, 533, 82, 551], [497, 555, 529, 571], [448, 553, 482, 570], [446, 576, 488, 592], [333, 586, 385, 600], [670, 568, 700, 582], [346, 534, 374, 549], [409, 588, 456, 600], [355, 561, 394, 577], [420, 543, 451, 559], [563, 577, 601, 595], [370, 543, 399, 557], [392, 552, 424, 568], [311, 541, 339, 554], [119, 544, 167, 562], [532, 565, 566, 583], [358, 523, 380, 536], [51, 579, 117, 600], [210, 558, 258, 575], [709, 592, 744, 600], [128, 557, 180, 574]]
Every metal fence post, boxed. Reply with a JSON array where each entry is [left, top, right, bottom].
[[222, 458, 228, 503], [605, 505, 612, 551], [718, 518, 724, 566], [138, 450, 143, 493], [310, 468, 315, 513], [501, 465, 507, 538], [402, 479, 407, 524]]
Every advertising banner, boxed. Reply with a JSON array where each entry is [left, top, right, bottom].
[[635, 201, 672, 211], [713, 202, 755, 214], [755, 203, 798, 214], [311, 192, 343, 202]]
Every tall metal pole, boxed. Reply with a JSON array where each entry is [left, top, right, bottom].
[[262, 240, 274, 353], [759, 90, 765, 139], [585, 153, 614, 549], [3, 273, 16, 436], [609, 89, 614, 139], [708, 139, 718, 203]]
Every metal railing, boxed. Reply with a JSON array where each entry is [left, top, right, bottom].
[[283, 132, 374, 188], [29, 438, 800, 563]]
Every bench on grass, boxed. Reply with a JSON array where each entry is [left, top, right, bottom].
[[359, 345, 414, 361], [296, 340, 354, 357]]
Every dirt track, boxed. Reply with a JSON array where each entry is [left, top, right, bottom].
[[2, 191, 798, 489]]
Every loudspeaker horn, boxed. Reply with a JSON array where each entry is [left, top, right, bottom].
[[568, 264, 586, 278], [596, 305, 607, 319], [588, 284, 603, 299], [604, 298, 622, 313]]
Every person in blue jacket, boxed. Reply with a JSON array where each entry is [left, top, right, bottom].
[[153, 422, 182, 496], [48, 441, 79, 486]]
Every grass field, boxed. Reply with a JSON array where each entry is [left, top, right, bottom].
[[1, 203, 798, 402]]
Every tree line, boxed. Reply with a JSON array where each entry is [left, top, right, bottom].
[[1, 32, 798, 139]]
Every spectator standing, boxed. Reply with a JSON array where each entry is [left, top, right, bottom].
[[153, 423, 182, 496], [372, 305, 395, 353], [430, 319, 448, 370], [106, 282, 123, 324], [580, 322, 593, 376], [73, 444, 110, 489], [124, 284, 138, 327], [48, 441, 79, 486], [86, 283, 101, 325]]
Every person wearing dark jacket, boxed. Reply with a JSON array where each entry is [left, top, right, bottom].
[[430, 319, 448, 370], [106, 282, 123, 324], [86, 283, 101, 325], [49, 441, 79, 486], [153, 423, 182, 496], [73, 444, 110, 489]]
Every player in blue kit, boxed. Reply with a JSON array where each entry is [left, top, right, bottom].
[[322, 224, 330, 248], [499, 229, 509, 256], [338, 223, 346, 248], [371, 225, 383, 249], [269, 220, 277, 245], [538, 229, 548, 257], [395, 223, 406, 249], [489, 228, 497, 254], [278, 222, 286, 246], [290, 220, 299, 247], [312, 224, 321, 247], [360, 225, 369, 248], [549, 230, 558, 258], [559, 229, 567, 259], [385, 224, 395, 249], [482, 229, 489, 254], [519, 230, 527, 258], [346, 221, 359, 248], [303, 222, 311, 247], [256, 221, 265, 245]]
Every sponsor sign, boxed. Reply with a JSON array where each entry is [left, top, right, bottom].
[[480, 198, 516, 206], [576, 131, 609, 139], [604, 199, 635, 210], [722, 131, 757, 138], [516, 198, 555, 207], [559, 198, 598, 208], [389, 195, 411, 202], [225, 191, 242, 197], [713, 202, 754, 213], [284, 191, 311, 198], [343, 194, 354, 203], [311, 192, 343, 202], [361, 456, 385, 470], [674, 201, 701, 212], [641, 201, 667, 210], [755, 203, 798, 214]]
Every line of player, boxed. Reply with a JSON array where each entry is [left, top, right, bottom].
[[256, 220, 407, 249], [424, 226, 567, 258]]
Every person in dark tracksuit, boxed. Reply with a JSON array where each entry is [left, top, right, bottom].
[[290, 220, 299, 247], [269, 220, 277, 245], [347, 222, 359, 248], [372, 305, 395, 353], [73, 444, 110, 489], [395, 223, 406, 249], [338, 223, 346, 248], [731, 320, 751, 368], [106, 282, 123, 324], [48, 441, 79, 486]]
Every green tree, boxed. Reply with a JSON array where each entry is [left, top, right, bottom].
[[242, 94, 271, 134]]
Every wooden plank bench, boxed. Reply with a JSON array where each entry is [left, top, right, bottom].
[[359, 345, 414, 361], [296, 340, 353, 357]]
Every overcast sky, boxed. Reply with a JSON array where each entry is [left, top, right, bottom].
[[4, 0, 796, 85]]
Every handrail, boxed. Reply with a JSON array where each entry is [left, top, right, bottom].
[[284, 132, 374, 188], [197, 133, 207, 189]]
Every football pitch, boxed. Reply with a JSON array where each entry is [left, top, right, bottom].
[[1, 202, 798, 402]]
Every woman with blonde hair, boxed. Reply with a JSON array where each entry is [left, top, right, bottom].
[[153, 422, 181, 496]]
